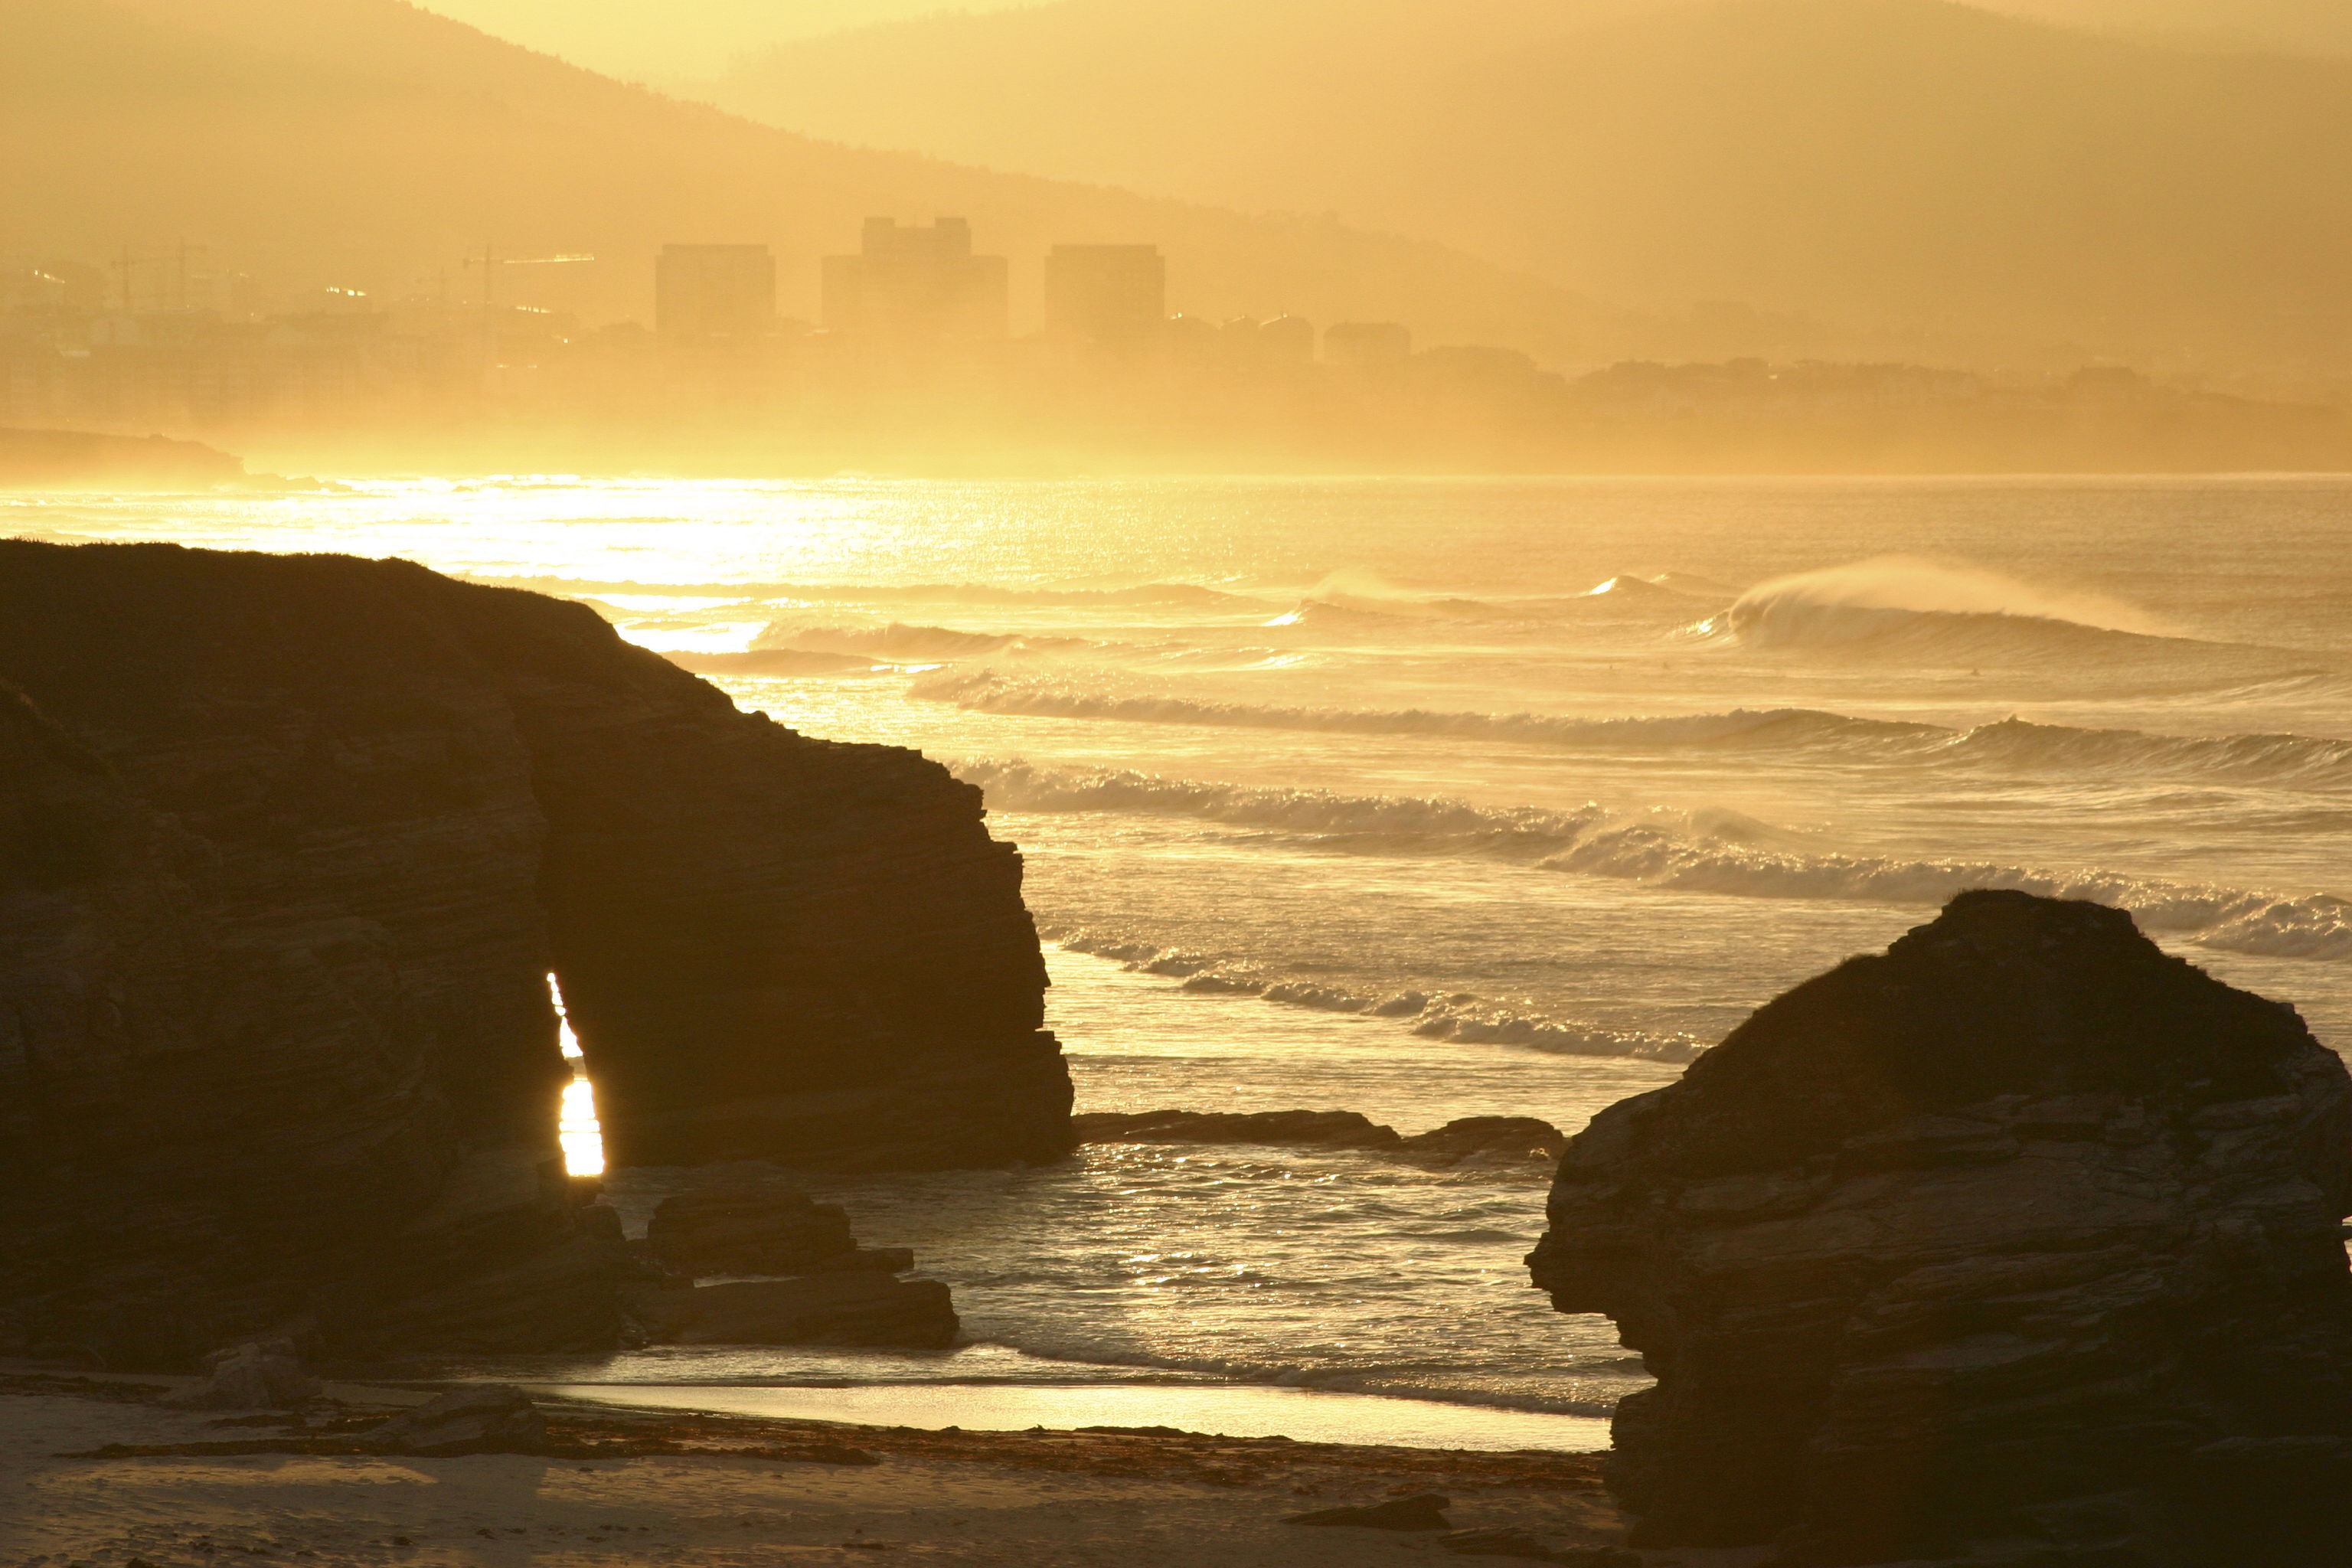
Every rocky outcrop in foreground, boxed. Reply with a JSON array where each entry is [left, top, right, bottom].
[[0, 541, 1064, 1367], [622, 1274, 958, 1348], [620, 1175, 954, 1348], [1529, 890, 2352, 1567]]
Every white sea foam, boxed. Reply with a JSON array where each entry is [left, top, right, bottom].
[[1294, 567, 1729, 623], [1047, 926, 1706, 1062], [974, 1336, 1633, 1417], [975, 762, 2352, 963], [922, 673, 2352, 786]]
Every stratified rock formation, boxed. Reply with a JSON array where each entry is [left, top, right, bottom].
[[0, 541, 1065, 1367], [1528, 890, 2352, 1568]]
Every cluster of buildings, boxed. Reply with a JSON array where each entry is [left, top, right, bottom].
[[654, 220, 1415, 371], [0, 217, 1435, 439], [6, 218, 2287, 472]]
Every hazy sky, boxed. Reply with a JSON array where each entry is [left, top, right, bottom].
[[415, 0, 1047, 80]]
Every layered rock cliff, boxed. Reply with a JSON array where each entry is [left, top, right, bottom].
[[0, 539, 1065, 1366], [1529, 890, 2352, 1567]]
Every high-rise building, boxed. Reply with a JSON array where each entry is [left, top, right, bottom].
[[1042, 244, 1165, 348], [1323, 321, 1413, 368], [822, 218, 1008, 344], [655, 244, 776, 339]]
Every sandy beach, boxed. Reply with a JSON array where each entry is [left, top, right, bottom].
[[0, 1368, 1766, 1568]]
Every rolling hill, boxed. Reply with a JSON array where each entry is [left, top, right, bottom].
[[0, 0, 1625, 358], [707, 0, 2352, 375]]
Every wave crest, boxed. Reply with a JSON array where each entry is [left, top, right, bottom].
[[1698, 557, 2285, 668], [1730, 557, 2174, 635], [1050, 927, 1704, 1062], [975, 762, 2352, 963], [921, 673, 2352, 786]]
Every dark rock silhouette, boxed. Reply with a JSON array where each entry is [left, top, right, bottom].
[[0, 541, 1064, 1367], [621, 1274, 958, 1348], [357, 1386, 547, 1456], [1074, 1108, 1403, 1149], [1528, 890, 2352, 1567], [644, 1177, 859, 1276], [1073, 1109, 1566, 1166], [1395, 1116, 1569, 1165]]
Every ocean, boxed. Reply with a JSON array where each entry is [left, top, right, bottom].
[[19, 473, 2349, 1445]]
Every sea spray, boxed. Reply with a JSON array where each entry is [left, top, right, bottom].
[[1727, 555, 2178, 636]]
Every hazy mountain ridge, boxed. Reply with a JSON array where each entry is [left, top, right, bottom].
[[1989, 0, 2352, 56], [416, 0, 1051, 82], [406, 0, 2352, 83], [706, 0, 2352, 376], [1, 0, 1628, 356]]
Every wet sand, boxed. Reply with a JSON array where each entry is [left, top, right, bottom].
[[0, 1369, 1772, 1566]]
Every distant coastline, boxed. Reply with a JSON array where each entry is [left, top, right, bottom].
[[0, 426, 245, 491]]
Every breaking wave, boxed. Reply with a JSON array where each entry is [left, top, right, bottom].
[[1047, 926, 1704, 1063], [972, 761, 2352, 962], [1700, 557, 2302, 669], [1291, 567, 1732, 623], [981, 1335, 1633, 1417], [920, 673, 2352, 786], [1730, 557, 2174, 635], [1257, 572, 1733, 632], [763, 622, 1096, 660]]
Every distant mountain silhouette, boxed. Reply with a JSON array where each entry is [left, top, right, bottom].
[[709, 0, 2352, 374], [408, 0, 2352, 87], [413, 0, 1048, 83], [0, 0, 1622, 356]]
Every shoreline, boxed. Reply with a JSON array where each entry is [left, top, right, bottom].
[[0, 1366, 1747, 1566], [505, 1378, 1618, 1453]]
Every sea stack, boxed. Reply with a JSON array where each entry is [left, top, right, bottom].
[[0, 541, 1067, 1365], [1529, 890, 2352, 1567]]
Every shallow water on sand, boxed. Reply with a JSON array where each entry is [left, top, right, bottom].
[[33, 473, 2351, 1436], [535, 1382, 1615, 1452]]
